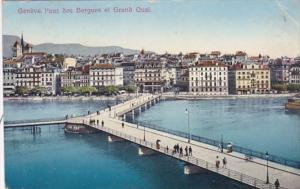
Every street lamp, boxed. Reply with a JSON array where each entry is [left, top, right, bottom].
[[185, 108, 191, 143], [143, 124, 146, 141], [265, 151, 269, 184]]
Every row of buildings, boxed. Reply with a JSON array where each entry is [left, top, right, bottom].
[[3, 37, 300, 96]]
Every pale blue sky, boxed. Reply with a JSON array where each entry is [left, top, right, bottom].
[[3, 0, 300, 57]]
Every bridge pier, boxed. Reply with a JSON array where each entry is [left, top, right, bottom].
[[108, 135, 125, 142], [139, 107, 142, 114], [184, 164, 207, 175], [138, 146, 157, 156], [122, 114, 126, 121]]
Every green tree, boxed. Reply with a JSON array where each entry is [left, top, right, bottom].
[[104, 85, 118, 95], [78, 86, 97, 95], [124, 84, 137, 93], [287, 84, 300, 92], [15, 86, 30, 95], [61, 86, 77, 94], [30, 86, 47, 95], [271, 84, 287, 91]]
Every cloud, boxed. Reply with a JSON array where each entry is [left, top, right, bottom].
[[275, 0, 299, 28]]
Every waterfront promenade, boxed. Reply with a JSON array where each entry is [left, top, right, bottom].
[[67, 94, 300, 189]]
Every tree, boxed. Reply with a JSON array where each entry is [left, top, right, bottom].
[[30, 86, 47, 95], [104, 85, 118, 95], [271, 84, 287, 91], [15, 86, 30, 95], [78, 86, 97, 95], [61, 86, 77, 94], [124, 84, 137, 93], [287, 84, 300, 92]]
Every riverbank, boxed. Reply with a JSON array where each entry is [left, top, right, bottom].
[[4, 93, 297, 101], [3, 94, 137, 101], [162, 93, 297, 100]]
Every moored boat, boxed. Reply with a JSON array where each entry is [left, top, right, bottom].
[[285, 94, 300, 111]]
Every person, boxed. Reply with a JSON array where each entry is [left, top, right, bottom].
[[172, 145, 176, 155], [216, 156, 220, 168], [179, 147, 183, 157], [156, 140, 160, 149], [101, 120, 104, 127], [189, 146, 192, 156], [275, 179, 280, 189], [122, 122, 124, 128], [185, 146, 188, 156], [222, 157, 227, 168], [166, 146, 169, 153]]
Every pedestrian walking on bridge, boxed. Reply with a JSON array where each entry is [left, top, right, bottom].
[[222, 157, 227, 168], [275, 179, 280, 189], [189, 146, 192, 156], [185, 146, 188, 156], [179, 147, 183, 157]]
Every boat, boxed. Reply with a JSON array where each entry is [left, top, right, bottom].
[[285, 94, 300, 111]]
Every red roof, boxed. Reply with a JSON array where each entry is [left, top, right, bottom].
[[235, 51, 247, 56], [91, 63, 114, 69]]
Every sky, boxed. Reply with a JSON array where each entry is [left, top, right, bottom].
[[2, 0, 300, 58]]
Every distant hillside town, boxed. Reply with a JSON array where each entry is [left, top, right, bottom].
[[3, 34, 300, 96]]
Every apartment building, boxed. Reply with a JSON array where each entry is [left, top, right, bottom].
[[189, 61, 228, 95], [229, 63, 270, 94]]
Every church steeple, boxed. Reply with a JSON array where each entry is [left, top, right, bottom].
[[21, 33, 24, 54]]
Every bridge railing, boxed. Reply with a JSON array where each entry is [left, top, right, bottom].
[[86, 123, 286, 189], [4, 117, 67, 125], [133, 122, 300, 169]]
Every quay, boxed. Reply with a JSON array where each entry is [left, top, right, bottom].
[[4, 94, 300, 189]]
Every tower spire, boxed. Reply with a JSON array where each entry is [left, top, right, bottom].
[[21, 33, 24, 54]]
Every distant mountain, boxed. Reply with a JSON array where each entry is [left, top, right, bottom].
[[3, 35, 22, 58], [34, 43, 141, 56], [3, 35, 141, 57]]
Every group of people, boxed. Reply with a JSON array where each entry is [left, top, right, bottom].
[[215, 156, 227, 168], [171, 144, 193, 157]]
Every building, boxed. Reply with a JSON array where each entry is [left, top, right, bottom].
[[210, 51, 221, 59], [229, 63, 270, 94], [3, 67, 16, 96], [235, 51, 247, 63], [12, 34, 33, 57], [61, 67, 84, 88], [120, 62, 135, 85], [89, 63, 123, 91], [63, 58, 77, 70], [289, 66, 300, 84], [15, 65, 57, 95], [176, 70, 189, 91], [189, 61, 228, 95], [271, 64, 290, 84], [134, 61, 167, 93]]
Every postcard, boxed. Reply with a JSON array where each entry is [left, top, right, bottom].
[[1, 1, 300, 189]]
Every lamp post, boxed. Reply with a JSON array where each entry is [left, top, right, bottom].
[[185, 108, 191, 143], [221, 134, 224, 153], [266, 151, 269, 184], [143, 125, 146, 141]]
